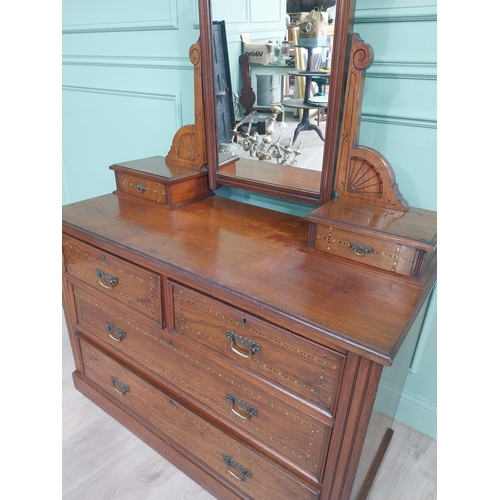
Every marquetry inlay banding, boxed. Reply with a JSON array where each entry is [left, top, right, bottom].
[[119, 175, 166, 203], [164, 342, 325, 466], [175, 294, 339, 368], [316, 230, 415, 265], [76, 290, 327, 475], [75, 288, 170, 355], [64, 241, 159, 321], [82, 343, 316, 499], [174, 292, 340, 410]]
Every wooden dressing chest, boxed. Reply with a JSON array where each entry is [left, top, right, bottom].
[[62, 190, 436, 500], [62, 3, 436, 496]]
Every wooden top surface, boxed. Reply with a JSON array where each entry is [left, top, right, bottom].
[[218, 157, 322, 194], [62, 194, 436, 365], [306, 198, 437, 250], [110, 155, 207, 181]]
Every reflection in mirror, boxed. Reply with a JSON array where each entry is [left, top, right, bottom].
[[211, 0, 337, 203]]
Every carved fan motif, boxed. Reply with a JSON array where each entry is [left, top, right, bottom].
[[175, 132, 196, 162], [334, 34, 409, 212], [345, 157, 382, 197]]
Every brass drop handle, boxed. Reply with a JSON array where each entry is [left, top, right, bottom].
[[349, 242, 374, 257], [105, 322, 126, 342], [134, 184, 147, 193], [223, 454, 252, 482], [226, 393, 258, 420], [110, 376, 129, 396], [226, 330, 261, 360], [96, 269, 118, 289]]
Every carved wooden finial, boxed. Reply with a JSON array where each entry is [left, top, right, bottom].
[[334, 34, 409, 212], [165, 41, 207, 169]]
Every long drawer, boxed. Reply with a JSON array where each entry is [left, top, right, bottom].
[[63, 236, 162, 324], [73, 285, 331, 479], [172, 283, 345, 414], [80, 338, 321, 500]]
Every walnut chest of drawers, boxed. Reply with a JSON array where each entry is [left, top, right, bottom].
[[62, 193, 436, 500]]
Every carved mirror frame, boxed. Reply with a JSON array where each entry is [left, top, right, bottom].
[[198, 0, 356, 206]]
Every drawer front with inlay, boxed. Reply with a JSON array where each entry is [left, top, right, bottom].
[[115, 172, 167, 203], [172, 283, 345, 414], [73, 286, 331, 479], [314, 225, 417, 276], [63, 237, 162, 324], [80, 339, 320, 500]]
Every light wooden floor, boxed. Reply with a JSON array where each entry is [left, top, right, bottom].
[[62, 314, 436, 499]]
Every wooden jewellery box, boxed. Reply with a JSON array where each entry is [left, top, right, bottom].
[[305, 199, 437, 281]]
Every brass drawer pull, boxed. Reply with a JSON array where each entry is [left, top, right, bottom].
[[134, 184, 147, 193], [349, 242, 374, 256], [96, 269, 119, 289], [226, 330, 261, 359], [223, 454, 252, 482], [105, 322, 126, 342], [110, 376, 130, 396], [226, 393, 258, 420]]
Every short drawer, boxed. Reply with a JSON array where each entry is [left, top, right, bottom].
[[73, 286, 331, 479], [80, 339, 320, 500], [63, 236, 161, 324], [115, 172, 167, 204], [314, 224, 417, 276], [172, 283, 345, 414]]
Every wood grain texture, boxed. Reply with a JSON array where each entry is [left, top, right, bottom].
[[62, 313, 436, 499], [61, 187, 436, 499], [217, 157, 322, 203], [110, 156, 213, 210], [62, 195, 436, 366], [333, 34, 408, 211], [165, 42, 207, 170]]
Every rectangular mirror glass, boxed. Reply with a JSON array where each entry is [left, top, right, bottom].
[[211, 0, 339, 204]]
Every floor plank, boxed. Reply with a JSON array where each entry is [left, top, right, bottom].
[[62, 312, 436, 499], [368, 420, 437, 500]]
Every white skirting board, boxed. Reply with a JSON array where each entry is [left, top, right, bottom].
[[396, 390, 437, 440]]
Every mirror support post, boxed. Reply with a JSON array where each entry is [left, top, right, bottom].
[[165, 42, 207, 170], [319, 0, 356, 206], [199, 0, 219, 191]]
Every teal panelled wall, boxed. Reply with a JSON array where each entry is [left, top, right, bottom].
[[62, 0, 437, 439], [62, 0, 199, 204], [355, 0, 437, 212], [354, 0, 437, 439]]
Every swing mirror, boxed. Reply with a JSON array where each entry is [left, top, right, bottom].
[[200, 0, 355, 205]]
